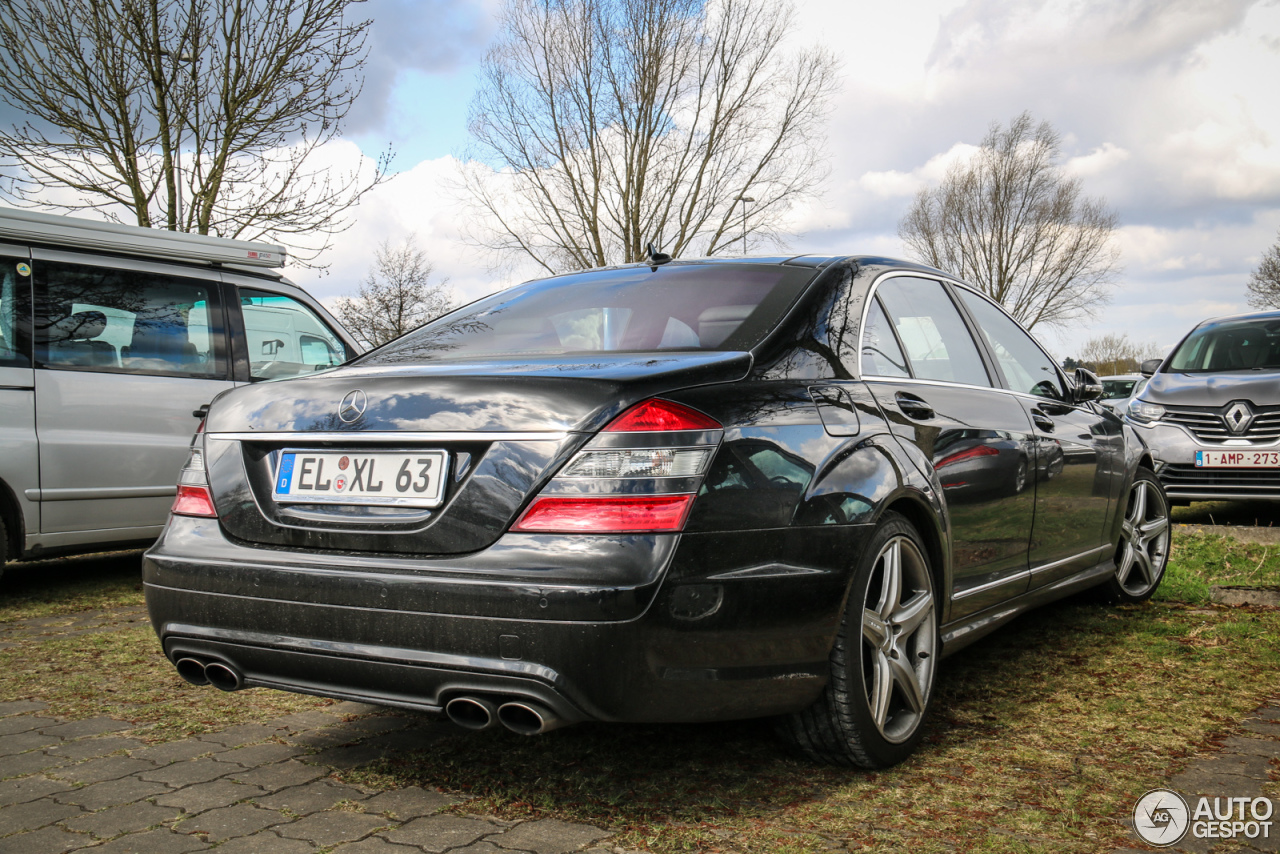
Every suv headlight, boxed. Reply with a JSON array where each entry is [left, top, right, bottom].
[[1127, 398, 1165, 423]]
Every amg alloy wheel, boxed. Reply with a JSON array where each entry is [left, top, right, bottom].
[[1106, 469, 1170, 603], [778, 512, 938, 767]]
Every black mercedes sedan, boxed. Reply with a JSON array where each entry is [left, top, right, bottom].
[[144, 255, 1171, 768]]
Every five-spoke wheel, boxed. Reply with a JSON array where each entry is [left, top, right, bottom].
[[778, 512, 938, 768], [1107, 469, 1170, 602], [861, 533, 936, 743]]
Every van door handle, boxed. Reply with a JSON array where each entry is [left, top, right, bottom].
[[895, 393, 934, 420], [1032, 413, 1054, 432]]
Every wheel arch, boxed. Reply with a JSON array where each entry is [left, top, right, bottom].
[[0, 475, 25, 561], [880, 493, 947, 614]]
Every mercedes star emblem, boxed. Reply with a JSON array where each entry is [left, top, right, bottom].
[[338, 389, 368, 423]]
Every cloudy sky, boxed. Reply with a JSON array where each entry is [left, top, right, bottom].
[[292, 0, 1280, 361], [58, 0, 1280, 362]]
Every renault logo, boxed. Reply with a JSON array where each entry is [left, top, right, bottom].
[[1223, 401, 1253, 434], [338, 390, 368, 423]]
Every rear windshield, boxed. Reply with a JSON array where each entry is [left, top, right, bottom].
[[358, 264, 813, 365], [1168, 317, 1280, 373]]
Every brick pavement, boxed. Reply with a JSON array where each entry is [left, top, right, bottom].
[[0, 698, 618, 853]]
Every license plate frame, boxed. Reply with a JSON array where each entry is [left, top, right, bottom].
[[272, 449, 450, 508], [1195, 449, 1280, 468]]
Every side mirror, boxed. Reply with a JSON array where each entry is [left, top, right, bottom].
[[1073, 368, 1103, 403], [1140, 358, 1162, 377]]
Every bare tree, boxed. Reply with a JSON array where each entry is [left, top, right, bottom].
[[0, 0, 390, 264], [332, 236, 454, 347], [1247, 229, 1280, 309], [461, 0, 839, 274], [899, 113, 1120, 331], [1077, 332, 1162, 375]]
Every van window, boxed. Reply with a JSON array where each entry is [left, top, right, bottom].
[[0, 259, 31, 368], [33, 260, 226, 378], [239, 289, 349, 380]]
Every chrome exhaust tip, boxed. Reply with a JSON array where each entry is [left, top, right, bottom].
[[497, 701, 566, 735], [203, 661, 243, 692], [174, 657, 209, 686], [445, 696, 499, 731]]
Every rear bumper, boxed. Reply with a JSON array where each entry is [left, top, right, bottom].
[[144, 515, 864, 723]]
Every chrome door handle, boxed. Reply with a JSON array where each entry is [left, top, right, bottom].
[[895, 393, 934, 420]]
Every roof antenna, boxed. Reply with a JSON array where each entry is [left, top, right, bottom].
[[644, 242, 672, 267]]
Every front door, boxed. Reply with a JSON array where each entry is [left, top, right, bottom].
[[954, 290, 1115, 587]]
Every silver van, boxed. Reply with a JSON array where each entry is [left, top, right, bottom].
[[0, 208, 359, 571]]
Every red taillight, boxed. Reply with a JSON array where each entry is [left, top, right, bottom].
[[511, 494, 694, 533], [172, 484, 217, 518], [605, 399, 720, 432], [934, 445, 1001, 469]]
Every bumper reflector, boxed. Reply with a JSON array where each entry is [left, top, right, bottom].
[[512, 494, 694, 533]]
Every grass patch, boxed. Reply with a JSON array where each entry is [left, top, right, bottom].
[[0, 625, 331, 744], [339, 531, 1280, 853], [3, 528, 1278, 849], [341, 603, 1280, 853], [1157, 530, 1280, 605], [0, 549, 146, 621]]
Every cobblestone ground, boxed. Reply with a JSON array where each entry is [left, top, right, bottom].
[[0, 696, 619, 854]]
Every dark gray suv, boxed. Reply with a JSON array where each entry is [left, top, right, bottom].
[[1126, 310, 1280, 502]]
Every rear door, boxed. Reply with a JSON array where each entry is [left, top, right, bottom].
[[862, 275, 1037, 620], [953, 289, 1115, 587], [31, 250, 232, 539]]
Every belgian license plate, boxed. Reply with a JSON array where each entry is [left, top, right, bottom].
[[273, 450, 449, 507], [1195, 450, 1280, 468]]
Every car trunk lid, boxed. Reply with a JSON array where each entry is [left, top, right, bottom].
[[204, 352, 749, 555]]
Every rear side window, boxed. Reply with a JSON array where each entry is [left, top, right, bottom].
[[0, 258, 31, 368], [33, 260, 225, 378], [860, 298, 909, 377], [239, 289, 350, 380], [360, 264, 812, 365], [874, 277, 990, 387]]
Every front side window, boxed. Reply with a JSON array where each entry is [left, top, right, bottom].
[[360, 264, 813, 366], [1167, 317, 1280, 372], [874, 277, 990, 387], [34, 260, 225, 378], [956, 290, 1064, 399], [239, 289, 350, 380], [0, 258, 31, 369]]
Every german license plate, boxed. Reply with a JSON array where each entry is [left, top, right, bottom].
[[273, 450, 449, 507], [1195, 450, 1280, 468]]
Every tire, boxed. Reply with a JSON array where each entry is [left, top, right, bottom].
[[1103, 468, 1171, 603], [777, 511, 939, 768], [0, 514, 7, 581], [1013, 458, 1029, 494]]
